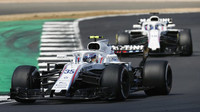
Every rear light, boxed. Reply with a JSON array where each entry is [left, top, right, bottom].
[[122, 51, 127, 53]]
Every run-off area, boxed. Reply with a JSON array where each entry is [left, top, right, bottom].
[[0, 19, 76, 93], [38, 21, 82, 71]]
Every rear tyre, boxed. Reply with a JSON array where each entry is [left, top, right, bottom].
[[102, 64, 130, 100], [179, 29, 193, 56], [11, 65, 40, 103], [116, 32, 130, 45], [143, 61, 172, 96]]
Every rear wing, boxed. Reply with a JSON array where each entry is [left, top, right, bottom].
[[111, 45, 144, 54]]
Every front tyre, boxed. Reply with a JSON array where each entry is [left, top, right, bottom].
[[143, 61, 172, 96], [11, 65, 40, 103], [101, 64, 130, 101]]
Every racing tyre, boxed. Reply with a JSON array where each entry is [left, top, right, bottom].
[[116, 32, 130, 45], [102, 64, 130, 101], [179, 29, 193, 56], [11, 65, 40, 103], [143, 61, 172, 96]]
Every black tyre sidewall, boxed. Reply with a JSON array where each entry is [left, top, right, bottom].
[[101, 64, 130, 100], [143, 61, 172, 95], [179, 29, 193, 56], [11, 65, 40, 103], [12, 65, 39, 89]]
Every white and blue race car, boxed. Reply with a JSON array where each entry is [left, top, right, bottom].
[[10, 36, 172, 103], [112, 15, 193, 56]]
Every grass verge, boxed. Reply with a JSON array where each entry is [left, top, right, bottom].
[[0, 18, 74, 93]]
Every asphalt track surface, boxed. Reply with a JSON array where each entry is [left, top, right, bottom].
[[0, 12, 200, 112], [0, 2, 200, 15]]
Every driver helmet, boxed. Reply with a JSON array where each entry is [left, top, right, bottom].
[[83, 53, 97, 63], [145, 24, 154, 30], [155, 24, 164, 30]]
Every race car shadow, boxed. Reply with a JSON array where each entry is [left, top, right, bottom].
[[119, 51, 200, 58], [12, 93, 182, 105], [128, 93, 147, 100], [13, 91, 184, 106], [11, 95, 147, 105], [119, 54, 180, 58], [117, 51, 200, 58]]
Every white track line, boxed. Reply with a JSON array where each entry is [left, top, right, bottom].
[[41, 39, 76, 43], [43, 28, 74, 31], [0, 96, 16, 105], [40, 47, 76, 50], [41, 35, 75, 38], [44, 22, 74, 25], [43, 25, 74, 28], [40, 43, 77, 46], [0, 96, 9, 101], [38, 56, 73, 60], [0, 101, 16, 105], [38, 63, 62, 67], [42, 32, 75, 35], [38, 21, 82, 71], [40, 52, 74, 55]]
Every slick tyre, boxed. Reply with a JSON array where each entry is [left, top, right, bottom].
[[143, 61, 172, 96], [11, 65, 40, 103], [116, 32, 130, 45], [179, 29, 193, 56], [102, 64, 130, 101]]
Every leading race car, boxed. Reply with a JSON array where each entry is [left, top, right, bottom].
[[10, 36, 172, 103], [112, 14, 193, 56]]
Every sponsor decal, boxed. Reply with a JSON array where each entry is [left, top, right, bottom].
[[71, 65, 81, 84], [100, 57, 103, 64], [112, 45, 144, 51], [63, 69, 75, 74], [52, 64, 81, 92], [111, 57, 118, 62]]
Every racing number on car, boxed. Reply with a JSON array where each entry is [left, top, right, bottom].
[[64, 69, 75, 74]]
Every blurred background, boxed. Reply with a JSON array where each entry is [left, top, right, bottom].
[[0, 1, 200, 112], [0, 0, 200, 94]]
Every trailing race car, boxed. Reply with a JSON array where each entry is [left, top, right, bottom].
[[10, 36, 172, 103], [112, 15, 193, 56]]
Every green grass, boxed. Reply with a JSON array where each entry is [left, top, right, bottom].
[[0, 19, 74, 93]]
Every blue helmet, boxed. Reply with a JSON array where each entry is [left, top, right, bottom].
[[83, 53, 97, 63]]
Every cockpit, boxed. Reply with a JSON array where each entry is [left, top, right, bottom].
[[144, 23, 165, 31], [73, 51, 104, 64], [83, 53, 98, 63]]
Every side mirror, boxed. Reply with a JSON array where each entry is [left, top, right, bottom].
[[133, 24, 141, 29], [167, 24, 175, 28]]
